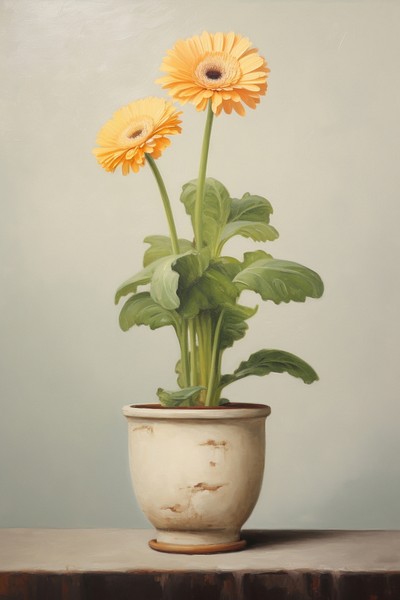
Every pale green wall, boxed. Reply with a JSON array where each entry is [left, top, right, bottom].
[[1, 0, 399, 529]]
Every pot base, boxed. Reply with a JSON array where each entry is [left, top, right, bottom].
[[149, 538, 246, 555]]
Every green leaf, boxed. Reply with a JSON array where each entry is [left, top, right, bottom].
[[175, 356, 200, 388], [150, 248, 213, 312], [229, 193, 274, 224], [234, 255, 324, 304], [118, 292, 180, 332], [210, 256, 242, 280], [181, 178, 231, 253], [219, 193, 278, 248], [175, 358, 185, 388], [173, 248, 210, 288], [177, 263, 239, 319], [149, 255, 181, 310], [116, 250, 204, 311], [241, 250, 272, 267], [218, 303, 258, 350], [220, 221, 279, 245], [143, 235, 193, 267], [219, 349, 319, 390], [115, 258, 164, 305], [157, 386, 206, 407], [219, 398, 230, 405]]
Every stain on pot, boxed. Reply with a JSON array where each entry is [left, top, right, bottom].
[[161, 504, 185, 513], [192, 482, 227, 492], [131, 424, 153, 433], [199, 439, 228, 448]]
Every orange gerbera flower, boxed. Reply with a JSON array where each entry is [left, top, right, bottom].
[[93, 97, 182, 175], [157, 32, 270, 116]]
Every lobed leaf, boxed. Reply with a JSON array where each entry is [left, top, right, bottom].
[[241, 250, 272, 267], [157, 386, 206, 407], [210, 256, 242, 280], [219, 349, 319, 390], [177, 264, 239, 319], [118, 292, 180, 332], [220, 221, 279, 245], [228, 193, 274, 224], [175, 356, 200, 388], [234, 255, 324, 304], [115, 258, 165, 305], [116, 250, 205, 311], [143, 235, 193, 267], [173, 248, 210, 288], [218, 303, 258, 350], [219, 193, 278, 249], [149, 255, 181, 310], [181, 178, 231, 253]]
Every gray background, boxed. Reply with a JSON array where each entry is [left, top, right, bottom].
[[1, 0, 399, 529]]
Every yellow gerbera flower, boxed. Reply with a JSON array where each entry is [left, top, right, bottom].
[[157, 31, 270, 116], [93, 97, 182, 175]]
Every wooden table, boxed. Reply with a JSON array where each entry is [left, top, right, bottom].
[[1, 529, 399, 599]]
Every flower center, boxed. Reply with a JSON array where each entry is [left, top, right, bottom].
[[129, 129, 143, 139], [205, 69, 222, 80], [120, 117, 154, 148], [195, 52, 241, 89]]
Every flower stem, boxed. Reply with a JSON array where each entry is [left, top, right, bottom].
[[188, 319, 197, 386], [205, 310, 225, 407], [179, 320, 190, 388], [195, 101, 214, 251], [196, 316, 207, 386], [146, 153, 180, 255]]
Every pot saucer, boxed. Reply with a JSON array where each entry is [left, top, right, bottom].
[[149, 538, 246, 554]]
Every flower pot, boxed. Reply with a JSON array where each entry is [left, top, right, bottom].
[[122, 402, 271, 554]]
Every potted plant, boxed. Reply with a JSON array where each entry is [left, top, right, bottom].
[[93, 31, 324, 554]]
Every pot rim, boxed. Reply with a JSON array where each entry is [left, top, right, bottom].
[[122, 402, 271, 420]]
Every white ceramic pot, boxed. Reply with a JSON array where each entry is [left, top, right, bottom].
[[122, 403, 271, 554]]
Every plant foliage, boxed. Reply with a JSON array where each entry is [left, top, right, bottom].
[[95, 44, 324, 407], [115, 176, 323, 406]]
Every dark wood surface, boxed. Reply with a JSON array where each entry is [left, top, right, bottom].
[[1, 529, 399, 599]]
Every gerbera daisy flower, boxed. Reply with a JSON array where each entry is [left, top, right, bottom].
[[93, 97, 182, 175], [157, 31, 270, 116]]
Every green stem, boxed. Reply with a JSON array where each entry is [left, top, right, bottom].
[[203, 313, 212, 378], [195, 101, 214, 251], [196, 316, 207, 386], [179, 321, 190, 388], [188, 319, 197, 386], [205, 310, 225, 406], [213, 351, 224, 405], [146, 153, 180, 255], [198, 313, 211, 382]]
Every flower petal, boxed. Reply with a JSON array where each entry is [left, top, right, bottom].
[[158, 32, 269, 115], [93, 97, 181, 174]]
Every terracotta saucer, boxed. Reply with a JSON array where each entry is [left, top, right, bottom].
[[148, 538, 246, 555]]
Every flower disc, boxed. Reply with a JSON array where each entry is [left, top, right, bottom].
[[157, 31, 270, 115], [93, 97, 182, 175]]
